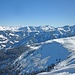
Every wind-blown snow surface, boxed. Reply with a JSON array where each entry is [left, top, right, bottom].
[[37, 36, 75, 75]]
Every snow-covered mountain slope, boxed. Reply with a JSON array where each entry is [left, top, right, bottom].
[[12, 41, 70, 74], [0, 25, 75, 50], [37, 36, 75, 75], [0, 36, 75, 75]]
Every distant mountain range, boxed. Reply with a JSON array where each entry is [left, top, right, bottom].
[[0, 25, 75, 50]]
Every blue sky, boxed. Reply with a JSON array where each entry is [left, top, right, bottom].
[[0, 0, 75, 27]]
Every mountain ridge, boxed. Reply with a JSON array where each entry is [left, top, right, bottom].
[[0, 25, 75, 50]]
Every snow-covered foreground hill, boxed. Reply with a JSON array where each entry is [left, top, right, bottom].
[[37, 36, 75, 75], [0, 36, 75, 75]]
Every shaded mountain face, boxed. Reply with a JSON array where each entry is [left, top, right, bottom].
[[0, 25, 75, 50], [0, 25, 75, 75]]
